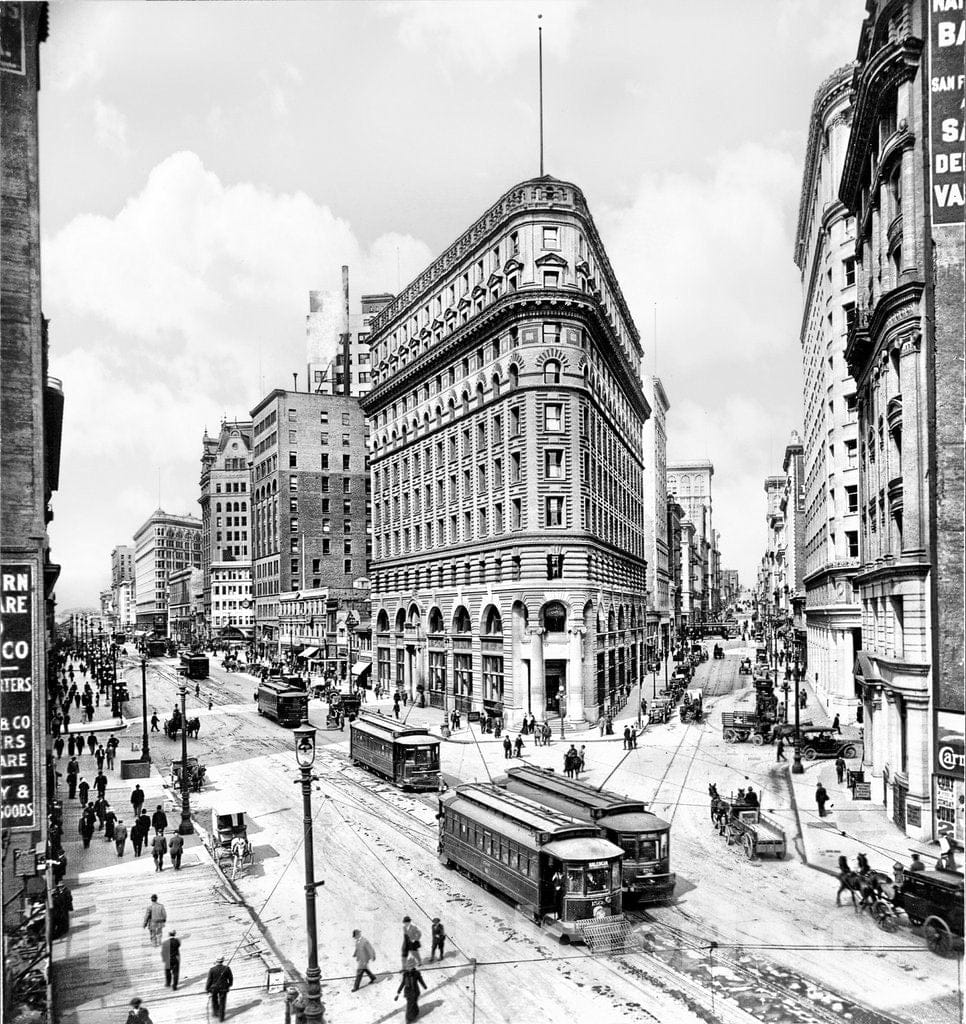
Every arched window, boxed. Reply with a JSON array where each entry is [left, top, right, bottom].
[[407, 603, 421, 626], [483, 606, 503, 635], [544, 359, 561, 385], [376, 610, 390, 632], [508, 364, 519, 390], [491, 373, 501, 398], [428, 607, 445, 634], [543, 601, 567, 633], [453, 606, 472, 633], [476, 383, 485, 407], [395, 608, 406, 633]]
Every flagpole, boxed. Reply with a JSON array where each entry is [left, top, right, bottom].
[[538, 14, 544, 176]]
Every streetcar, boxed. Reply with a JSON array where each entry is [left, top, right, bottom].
[[256, 679, 308, 727], [349, 712, 440, 791], [439, 783, 624, 943], [180, 654, 209, 680], [145, 639, 168, 658], [502, 765, 675, 903]]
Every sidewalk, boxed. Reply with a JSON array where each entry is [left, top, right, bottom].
[[780, 674, 938, 878], [51, 658, 290, 1023]]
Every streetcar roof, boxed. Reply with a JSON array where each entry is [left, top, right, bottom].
[[542, 836, 623, 861], [600, 811, 670, 833], [395, 734, 440, 747], [444, 784, 600, 841], [351, 713, 435, 742], [505, 766, 649, 817], [258, 681, 306, 696]]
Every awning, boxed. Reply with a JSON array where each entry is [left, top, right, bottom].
[[351, 661, 372, 680], [298, 646, 320, 660], [854, 651, 882, 682]]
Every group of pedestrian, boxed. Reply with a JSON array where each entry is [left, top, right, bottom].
[[531, 720, 553, 746], [518, 712, 538, 735], [502, 733, 525, 759], [622, 725, 638, 750], [563, 744, 585, 778]]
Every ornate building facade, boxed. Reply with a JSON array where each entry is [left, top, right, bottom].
[[643, 377, 672, 654], [841, 1, 965, 843], [360, 176, 651, 726], [132, 510, 202, 634], [666, 460, 714, 623], [794, 64, 863, 724]]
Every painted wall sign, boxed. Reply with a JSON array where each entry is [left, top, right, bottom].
[[936, 709, 965, 779], [0, 2, 25, 75], [928, 0, 966, 223], [1, 564, 35, 829]]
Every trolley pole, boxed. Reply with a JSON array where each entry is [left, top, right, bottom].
[[139, 657, 151, 763]]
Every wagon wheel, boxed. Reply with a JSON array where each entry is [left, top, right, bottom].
[[841, 744, 857, 758], [802, 747, 817, 761], [737, 730, 751, 743], [871, 900, 898, 932], [751, 733, 764, 747], [742, 834, 755, 860], [723, 729, 738, 744], [924, 917, 953, 956]]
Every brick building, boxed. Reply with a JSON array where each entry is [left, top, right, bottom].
[[361, 176, 651, 727], [132, 510, 202, 634], [840, 1, 965, 843]]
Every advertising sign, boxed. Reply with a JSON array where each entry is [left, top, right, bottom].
[[1, 565, 35, 829], [0, 3, 25, 75], [927, 0, 966, 223], [936, 709, 965, 779]]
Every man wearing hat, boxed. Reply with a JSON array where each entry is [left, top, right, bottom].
[[401, 916, 422, 965], [126, 997, 153, 1024], [206, 955, 234, 1021], [161, 929, 181, 990], [429, 917, 446, 962]]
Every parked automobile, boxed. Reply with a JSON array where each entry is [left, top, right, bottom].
[[799, 727, 861, 761]]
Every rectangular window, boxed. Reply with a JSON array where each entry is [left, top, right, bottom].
[[545, 404, 563, 432], [482, 655, 504, 701], [542, 226, 559, 250], [545, 496, 565, 527], [845, 439, 858, 466], [510, 406, 521, 436], [545, 450, 564, 479], [511, 452, 521, 483], [843, 257, 856, 287], [846, 530, 859, 558], [543, 271, 559, 288], [547, 554, 564, 579], [845, 485, 859, 513], [320, 432, 329, 445], [343, 455, 350, 471], [342, 434, 350, 446], [511, 498, 522, 530]]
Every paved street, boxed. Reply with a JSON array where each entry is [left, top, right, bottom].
[[48, 647, 959, 1024]]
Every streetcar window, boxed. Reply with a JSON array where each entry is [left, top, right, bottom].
[[509, 850, 518, 871], [566, 867, 584, 894], [618, 836, 638, 859], [476, 828, 483, 851], [483, 831, 492, 856], [585, 866, 610, 894], [612, 862, 621, 890]]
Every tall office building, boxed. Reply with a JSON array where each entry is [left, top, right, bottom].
[[199, 420, 253, 641], [361, 176, 651, 727], [643, 377, 672, 653], [667, 460, 714, 622], [250, 390, 370, 655], [794, 63, 863, 723], [132, 510, 202, 634], [111, 544, 136, 627], [840, 1, 965, 842]]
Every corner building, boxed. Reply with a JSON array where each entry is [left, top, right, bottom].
[[361, 177, 651, 727]]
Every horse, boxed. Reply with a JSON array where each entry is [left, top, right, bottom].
[[836, 856, 888, 912], [708, 783, 731, 831], [185, 717, 201, 739], [164, 718, 180, 740], [230, 836, 252, 880]]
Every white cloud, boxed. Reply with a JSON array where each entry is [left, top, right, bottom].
[[93, 99, 130, 159], [380, 0, 586, 75], [44, 4, 123, 91]]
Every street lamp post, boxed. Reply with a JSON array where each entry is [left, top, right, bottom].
[[345, 610, 359, 692], [791, 652, 804, 774], [293, 723, 325, 1024], [177, 679, 194, 834], [139, 657, 151, 763]]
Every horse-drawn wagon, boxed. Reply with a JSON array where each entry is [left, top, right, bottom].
[[738, 657, 752, 675], [680, 689, 704, 723], [708, 785, 786, 860], [721, 711, 771, 745], [170, 755, 206, 792], [212, 810, 255, 880]]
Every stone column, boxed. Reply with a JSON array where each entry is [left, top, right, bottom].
[[898, 332, 924, 556], [567, 626, 585, 722], [528, 627, 545, 717]]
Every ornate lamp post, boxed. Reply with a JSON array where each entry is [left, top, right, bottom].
[[791, 649, 804, 775], [139, 657, 151, 763], [344, 610, 359, 692], [293, 722, 325, 1024], [177, 678, 194, 833]]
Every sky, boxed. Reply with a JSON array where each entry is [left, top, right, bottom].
[[38, 0, 866, 608]]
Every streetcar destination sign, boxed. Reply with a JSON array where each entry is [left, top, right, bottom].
[[1, 565, 35, 829]]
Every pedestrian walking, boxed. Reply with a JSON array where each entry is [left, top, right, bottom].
[[95, 745, 105, 772], [150, 712, 159, 733], [138, 810, 151, 845], [514, 733, 524, 757], [776, 737, 787, 762], [54, 735, 65, 759], [66, 757, 79, 799], [815, 781, 830, 818], [834, 755, 846, 784], [167, 832, 184, 870], [78, 777, 90, 806], [126, 997, 153, 1024], [578, 745, 586, 773], [131, 817, 145, 857], [394, 956, 427, 1023], [430, 918, 446, 961], [401, 916, 422, 965], [67, 734, 76, 758], [623, 726, 631, 750], [104, 804, 117, 840], [94, 772, 108, 800], [393, 698, 401, 721], [79, 810, 95, 849], [106, 738, 116, 770], [542, 721, 551, 746], [114, 820, 127, 856], [152, 831, 168, 872], [351, 928, 377, 990], [151, 805, 168, 834], [502, 736, 512, 759], [131, 784, 145, 818], [195, 682, 200, 698], [143, 895, 167, 946], [598, 716, 605, 737], [205, 956, 234, 1022], [631, 728, 638, 749], [161, 930, 181, 990], [832, 714, 841, 734], [86, 732, 97, 756]]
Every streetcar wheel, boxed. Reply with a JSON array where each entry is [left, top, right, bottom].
[[751, 734, 764, 747], [925, 918, 952, 956], [723, 730, 738, 743], [803, 748, 817, 761], [842, 745, 857, 758], [743, 835, 755, 860]]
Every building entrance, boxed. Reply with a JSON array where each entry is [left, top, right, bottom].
[[545, 660, 566, 715]]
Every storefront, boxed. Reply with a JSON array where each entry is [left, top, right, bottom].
[[934, 711, 965, 848]]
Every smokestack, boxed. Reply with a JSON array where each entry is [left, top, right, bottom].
[[342, 265, 351, 398], [292, 372, 298, 392]]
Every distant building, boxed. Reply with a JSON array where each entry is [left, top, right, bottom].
[[793, 63, 862, 724], [667, 460, 715, 622], [643, 378, 672, 653], [719, 569, 740, 610], [781, 434, 806, 645], [250, 389, 371, 658], [111, 544, 136, 627], [167, 566, 204, 644], [667, 499, 685, 636], [840, 1, 965, 843], [759, 475, 788, 623], [361, 176, 651, 726], [199, 420, 253, 641], [133, 510, 202, 634], [306, 284, 393, 398]]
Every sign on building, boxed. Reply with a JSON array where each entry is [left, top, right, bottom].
[[1, 565, 36, 830], [927, 0, 966, 223]]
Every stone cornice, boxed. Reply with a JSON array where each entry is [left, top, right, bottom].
[[840, 35, 923, 210], [794, 63, 856, 270], [367, 176, 642, 350], [853, 558, 930, 588], [802, 561, 860, 588], [845, 280, 923, 380], [361, 288, 650, 421]]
